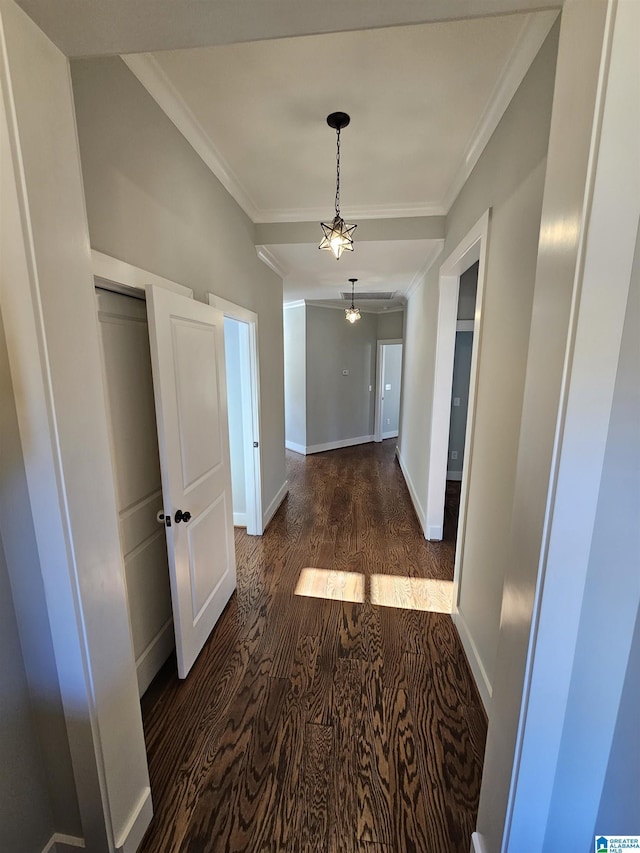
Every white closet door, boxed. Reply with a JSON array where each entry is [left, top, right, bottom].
[[147, 286, 236, 678]]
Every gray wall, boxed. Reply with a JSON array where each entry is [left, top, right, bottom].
[[0, 534, 53, 853], [399, 23, 558, 696], [305, 306, 377, 448], [376, 310, 404, 340], [71, 56, 286, 519], [0, 307, 81, 841], [224, 317, 246, 516], [381, 343, 402, 436], [283, 304, 306, 449], [458, 262, 479, 320], [447, 331, 473, 475]]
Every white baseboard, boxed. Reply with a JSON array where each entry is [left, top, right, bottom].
[[135, 618, 174, 697], [447, 470, 463, 481], [306, 435, 373, 455], [285, 440, 306, 455], [453, 608, 492, 713], [382, 430, 399, 440], [115, 786, 152, 853], [233, 511, 247, 527], [471, 831, 488, 853], [395, 446, 426, 531], [263, 479, 289, 529], [41, 834, 85, 852]]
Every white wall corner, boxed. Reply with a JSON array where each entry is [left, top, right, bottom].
[[395, 446, 426, 532], [233, 512, 248, 527], [453, 609, 492, 712], [285, 440, 306, 455], [263, 479, 289, 529]]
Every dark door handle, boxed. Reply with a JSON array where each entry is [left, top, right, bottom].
[[175, 510, 191, 524]]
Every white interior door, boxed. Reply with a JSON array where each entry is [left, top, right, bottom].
[[146, 285, 236, 678]]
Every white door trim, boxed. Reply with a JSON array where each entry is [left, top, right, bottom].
[[374, 338, 403, 443], [92, 249, 193, 299], [425, 211, 490, 619], [208, 294, 264, 536]]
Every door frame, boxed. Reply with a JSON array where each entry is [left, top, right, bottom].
[[208, 294, 263, 536], [374, 338, 403, 442], [424, 211, 490, 612]]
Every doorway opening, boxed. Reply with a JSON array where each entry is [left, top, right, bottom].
[[444, 262, 478, 543], [424, 211, 489, 610], [95, 284, 174, 698], [374, 339, 403, 443], [209, 295, 263, 535]]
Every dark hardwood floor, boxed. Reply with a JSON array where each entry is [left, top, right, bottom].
[[139, 441, 487, 853]]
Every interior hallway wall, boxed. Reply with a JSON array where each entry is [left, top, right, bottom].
[[305, 306, 377, 450], [71, 56, 286, 522], [376, 310, 404, 339], [398, 22, 559, 699]]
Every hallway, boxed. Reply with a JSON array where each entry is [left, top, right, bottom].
[[139, 441, 487, 852]]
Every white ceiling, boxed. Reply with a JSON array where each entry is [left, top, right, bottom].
[[131, 13, 553, 222], [13, 0, 557, 307], [119, 11, 556, 305], [267, 240, 443, 309]]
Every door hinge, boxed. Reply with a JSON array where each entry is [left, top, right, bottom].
[[253, 441, 259, 448]]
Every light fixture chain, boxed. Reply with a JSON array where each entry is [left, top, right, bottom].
[[335, 128, 341, 216]]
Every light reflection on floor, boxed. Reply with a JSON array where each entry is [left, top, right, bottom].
[[295, 567, 365, 603], [295, 568, 453, 613], [370, 575, 453, 613]]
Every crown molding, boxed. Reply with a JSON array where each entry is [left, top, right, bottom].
[[255, 245, 288, 279], [440, 10, 558, 212], [122, 13, 557, 225], [122, 53, 263, 222], [283, 299, 306, 309]]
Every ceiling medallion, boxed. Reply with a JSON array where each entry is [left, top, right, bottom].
[[319, 111, 357, 260]]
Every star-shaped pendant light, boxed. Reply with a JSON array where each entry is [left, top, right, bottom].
[[319, 112, 357, 260], [345, 278, 361, 324]]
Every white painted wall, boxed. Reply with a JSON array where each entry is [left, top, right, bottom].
[[283, 304, 306, 451], [398, 22, 559, 697], [70, 55, 286, 524], [224, 317, 247, 518]]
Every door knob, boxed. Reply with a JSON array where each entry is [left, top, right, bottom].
[[175, 509, 192, 523]]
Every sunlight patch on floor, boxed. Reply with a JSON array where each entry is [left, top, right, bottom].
[[295, 567, 365, 603], [370, 575, 453, 613]]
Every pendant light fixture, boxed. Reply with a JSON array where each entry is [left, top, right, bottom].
[[319, 112, 357, 260], [345, 278, 361, 324]]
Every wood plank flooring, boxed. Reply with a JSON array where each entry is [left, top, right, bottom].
[[139, 441, 487, 853]]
